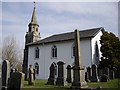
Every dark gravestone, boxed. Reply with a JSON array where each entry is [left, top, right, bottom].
[[28, 65, 34, 85], [72, 30, 87, 89], [109, 70, 114, 79], [91, 64, 99, 82], [33, 69, 36, 80], [56, 61, 65, 86], [103, 67, 109, 79], [100, 74, 108, 82], [85, 72, 89, 82], [2, 60, 10, 90], [8, 72, 25, 90], [117, 65, 120, 78], [10, 69, 15, 77], [87, 67, 91, 81], [113, 67, 117, 78], [66, 65, 72, 83], [47, 62, 57, 85]]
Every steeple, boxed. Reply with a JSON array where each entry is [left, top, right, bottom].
[[29, 1, 38, 25], [25, 1, 41, 44]]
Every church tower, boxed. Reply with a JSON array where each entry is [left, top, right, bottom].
[[23, 2, 40, 80], [25, 1, 41, 44]]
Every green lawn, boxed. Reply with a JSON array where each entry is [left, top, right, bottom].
[[23, 79, 120, 90]]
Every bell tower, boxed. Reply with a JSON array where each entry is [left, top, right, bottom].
[[23, 1, 40, 80], [25, 1, 40, 44]]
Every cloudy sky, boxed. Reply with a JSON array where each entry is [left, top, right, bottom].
[[1, 0, 119, 49]]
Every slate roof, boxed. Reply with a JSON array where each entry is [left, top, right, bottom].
[[27, 27, 104, 46]]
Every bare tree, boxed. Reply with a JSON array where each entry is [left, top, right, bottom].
[[2, 36, 23, 71]]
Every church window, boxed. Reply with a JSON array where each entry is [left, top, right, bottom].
[[34, 62, 39, 75], [72, 44, 75, 57], [36, 28, 38, 32], [73, 46, 75, 57], [35, 47, 39, 58], [52, 45, 57, 58]]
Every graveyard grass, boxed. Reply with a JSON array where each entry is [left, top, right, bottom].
[[23, 79, 120, 89]]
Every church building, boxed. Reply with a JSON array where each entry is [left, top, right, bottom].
[[22, 2, 104, 80]]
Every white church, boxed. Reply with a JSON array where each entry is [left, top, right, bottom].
[[22, 2, 104, 80]]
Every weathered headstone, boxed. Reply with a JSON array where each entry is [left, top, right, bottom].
[[91, 64, 99, 82], [47, 62, 57, 85], [72, 30, 87, 89], [28, 65, 34, 85], [109, 70, 114, 79], [87, 67, 91, 81], [33, 69, 36, 80], [56, 61, 65, 86], [8, 72, 25, 90], [66, 65, 72, 83], [100, 74, 108, 82], [103, 67, 109, 79], [2, 60, 10, 90], [85, 72, 89, 82], [113, 67, 117, 78], [10, 69, 15, 77]]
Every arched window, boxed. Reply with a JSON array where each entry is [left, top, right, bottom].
[[35, 47, 39, 58], [34, 62, 39, 75], [52, 45, 57, 58]]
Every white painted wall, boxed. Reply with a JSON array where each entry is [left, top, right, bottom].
[[91, 30, 103, 65], [28, 38, 93, 79], [28, 31, 102, 80]]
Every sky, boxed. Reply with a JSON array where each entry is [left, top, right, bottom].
[[1, 0, 119, 49]]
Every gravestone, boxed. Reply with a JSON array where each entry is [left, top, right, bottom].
[[33, 69, 36, 80], [100, 74, 108, 82], [91, 64, 99, 82], [8, 72, 25, 90], [56, 61, 65, 86], [72, 30, 87, 89], [87, 67, 91, 81], [103, 67, 109, 79], [10, 69, 15, 77], [28, 65, 34, 85], [109, 70, 114, 79], [85, 72, 89, 82], [2, 60, 10, 90], [113, 67, 117, 78], [47, 62, 57, 85], [66, 65, 72, 83]]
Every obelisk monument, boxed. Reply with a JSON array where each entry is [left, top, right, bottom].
[[72, 29, 87, 89]]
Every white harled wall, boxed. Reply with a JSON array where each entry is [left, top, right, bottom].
[[28, 31, 102, 79]]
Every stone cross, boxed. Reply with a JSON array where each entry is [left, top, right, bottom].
[[2, 60, 10, 90], [28, 65, 34, 85], [72, 30, 87, 89], [56, 61, 65, 86], [66, 65, 72, 83], [91, 64, 99, 82], [47, 62, 57, 85]]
